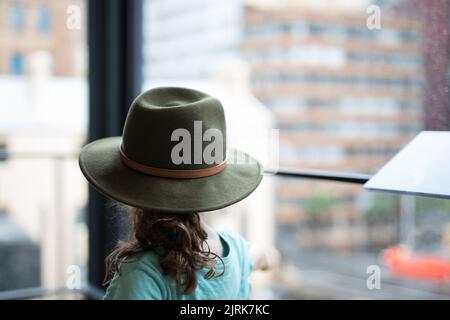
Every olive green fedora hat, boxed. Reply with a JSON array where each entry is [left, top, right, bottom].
[[79, 87, 263, 213]]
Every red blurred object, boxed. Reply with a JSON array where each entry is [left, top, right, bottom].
[[383, 246, 450, 282]]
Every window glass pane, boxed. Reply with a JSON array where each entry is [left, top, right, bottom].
[[9, 3, 25, 32], [143, 0, 450, 299], [9, 53, 24, 75], [272, 177, 450, 299], [0, 0, 88, 294], [38, 6, 52, 34]]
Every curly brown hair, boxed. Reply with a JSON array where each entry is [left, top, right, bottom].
[[104, 207, 225, 294]]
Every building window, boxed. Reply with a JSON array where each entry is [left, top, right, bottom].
[[38, 6, 51, 34], [10, 53, 24, 75], [10, 3, 25, 32]]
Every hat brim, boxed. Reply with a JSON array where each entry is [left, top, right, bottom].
[[79, 137, 263, 213]]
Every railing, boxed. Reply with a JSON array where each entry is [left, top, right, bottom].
[[0, 285, 105, 300], [268, 168, 371, 184]]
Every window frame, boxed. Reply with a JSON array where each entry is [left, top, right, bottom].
[[87, 0, 143, 291]]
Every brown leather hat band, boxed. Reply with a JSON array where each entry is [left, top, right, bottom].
[[119, 147, 227, 179]]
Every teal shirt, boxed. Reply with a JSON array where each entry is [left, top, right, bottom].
[[104, 230, 253, 300]]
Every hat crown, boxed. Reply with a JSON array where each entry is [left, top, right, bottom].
[[121, 87, 227, 171]]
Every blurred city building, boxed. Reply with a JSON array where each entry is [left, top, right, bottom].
[[242, 2, 425, 249], [0, 0, 87, 290], [0, 0, 85, 77], [144, 0, 244, 80]]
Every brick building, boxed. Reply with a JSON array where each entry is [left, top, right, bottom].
[[0, 0, 85, 77]]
